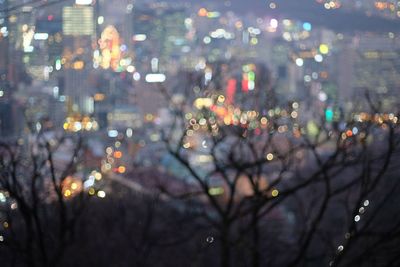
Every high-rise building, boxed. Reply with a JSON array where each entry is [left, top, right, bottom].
[[337, 34, 400, 111], [62, 4, 95, 115], [0, 0, 26, 137], [132, 4, 187, 72]]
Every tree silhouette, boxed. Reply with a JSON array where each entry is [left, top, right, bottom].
[[0, 133, 86, 267], [156, 75, 400, 267]]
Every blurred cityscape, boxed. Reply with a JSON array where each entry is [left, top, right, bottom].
[[1, 0, 400, 266], [1, 0, 399, 175]]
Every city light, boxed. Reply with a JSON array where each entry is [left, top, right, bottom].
[[194, 98, 213, 109], [319, 44, 329, 54], [325, 108, 334, 122], [97, 190, 106, 198], [270, 19, 279, 28], [133, 34, 147, 41], [97, 16, 104, 25], [98, 25, 122, 71], [209, 187, 224, 196], [145, 73, 166, 83], [0, 1, 399, 265], [62, 176, 83, 198], [295, 58, 304, 67], [33, 33, 49, 40], [303, 22, 312, 31], [75, 0, 92, 5], [108, 130, 118, 138], [314, 54, 323, 62], [63, 116, 99, 132]]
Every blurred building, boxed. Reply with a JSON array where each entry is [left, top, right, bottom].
[[62, 4, 95, 115], [0, 0, 32, 137], [338, 34, 400, 111], [132, 4, 187, 72]]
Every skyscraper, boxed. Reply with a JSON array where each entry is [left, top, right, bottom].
[[62, 4, 95, 115], [132, 4, 187, 72]]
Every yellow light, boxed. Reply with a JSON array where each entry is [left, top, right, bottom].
[[88, 188, 95, 195], [271, 189, 279, 197], [145, 113, 154, 121], [194, 98, 213, 109], [94, 172, 102, 180], [319, 44, 329, 54], [73, 60, 85, 70], [266, 153, 274, 161], [223, 117, 232, 125], [71, 182, 78, 190], [209, 187, 224, 196], [99, 25, 121, 71], [64, 189, 72, 197]]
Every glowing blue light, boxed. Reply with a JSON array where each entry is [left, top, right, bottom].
[[303, 22, 312, 31], [108, 130, 118, 138]]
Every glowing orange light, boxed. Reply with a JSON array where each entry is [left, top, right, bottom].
[[118, 166, 126, 174], [198, 8, 208, 17], [73, 60, 84, 70], [114, 151, 122, 159], [94, 93, 105, 101], [320, 71, 329, 79]]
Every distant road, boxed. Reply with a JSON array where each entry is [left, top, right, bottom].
[[107, 172, 170, 200], [108, 172, 149, 193]]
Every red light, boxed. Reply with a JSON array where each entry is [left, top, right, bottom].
[[48, 15, 54, 21], [242, 78, 249, 93], [226, 79, 237, 105]]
